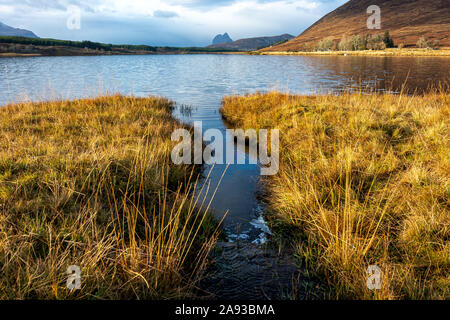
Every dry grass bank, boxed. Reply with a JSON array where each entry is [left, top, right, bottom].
[[221, 90, 449, 299], [257, 48, 450, 57], [0, 95, 220, 299]]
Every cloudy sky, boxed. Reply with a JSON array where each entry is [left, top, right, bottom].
[[0, 0, 348, 46]]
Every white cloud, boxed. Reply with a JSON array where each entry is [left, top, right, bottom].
[[0, 4, 14, 14]]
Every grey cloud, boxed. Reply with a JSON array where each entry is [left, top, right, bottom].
[[154, 10, 179, 18], [166, 0, 237, 11], [166, 0, 346, 12]]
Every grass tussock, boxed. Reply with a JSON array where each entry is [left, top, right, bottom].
[[0, 95, 220, 299], [221, 90, 449, 299]]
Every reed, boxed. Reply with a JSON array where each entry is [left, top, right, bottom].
[[221, 89, 449, 299], [0, 95, 220, 299]]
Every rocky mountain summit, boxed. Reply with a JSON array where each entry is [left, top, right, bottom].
[[212, 33, 233, 45]]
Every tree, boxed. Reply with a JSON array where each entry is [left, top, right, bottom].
[[317, 38, 333, 51], [367, 34, 385, 50], [350, 35, 365, 50], [383, 31, 394, 48], [338, 35, 352, 51]]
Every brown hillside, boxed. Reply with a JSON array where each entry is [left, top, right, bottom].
[[264, 0, 450, 51]]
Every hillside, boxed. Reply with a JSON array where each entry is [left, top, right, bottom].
[[208, 34, 294, 51], [264, 0, 450, 51], [0, 21, 38, 38]]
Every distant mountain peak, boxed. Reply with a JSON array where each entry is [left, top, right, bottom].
[[0, 21, 39, 38], [212, 33, 233, 45]]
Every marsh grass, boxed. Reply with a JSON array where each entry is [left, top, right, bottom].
[[0, 95, 221, 299], [221, 89, 449, 299]]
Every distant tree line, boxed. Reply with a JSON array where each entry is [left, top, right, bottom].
[[0, 36, 237, 53], [0, 36, 157, 52]]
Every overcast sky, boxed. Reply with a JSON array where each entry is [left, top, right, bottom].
[[0, 0, 348, 46]]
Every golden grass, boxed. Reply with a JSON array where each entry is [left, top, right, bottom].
[[0, 95, 220, 299], [221, 90, 449, 299], [257, 48, 450, 57]]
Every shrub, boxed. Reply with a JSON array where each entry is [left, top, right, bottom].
[[416, 37, 433, 49], [367, 34, 386, 50], [432, 40, 441, 49], [301, 43, 315, 52]]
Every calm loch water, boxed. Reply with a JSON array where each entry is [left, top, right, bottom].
[[1, 54, 448, 241]]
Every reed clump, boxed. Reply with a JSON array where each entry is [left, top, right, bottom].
[[221, 90, 449, 299], [0, 95, 220, 299]]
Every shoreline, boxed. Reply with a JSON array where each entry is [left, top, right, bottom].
[[0, 40, 244, 58], [3, 49, 450, 58], [0, 50, 245, 58], [2, 44, 450, 58], [0, 52, 42, 57], [256, 48, 450, 57]]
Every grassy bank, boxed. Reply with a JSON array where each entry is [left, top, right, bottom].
[[221, 90, 449, 299], [257, 48, 450, 57], [0, 95, 219, 299]]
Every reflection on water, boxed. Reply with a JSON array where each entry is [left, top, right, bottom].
[[0, 54, 448, 241]]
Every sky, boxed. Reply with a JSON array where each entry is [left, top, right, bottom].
[[0, 0, 348, 46]]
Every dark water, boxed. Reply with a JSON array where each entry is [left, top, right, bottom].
[[1, 54, 448, 242]]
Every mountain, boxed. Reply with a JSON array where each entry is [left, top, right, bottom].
[[263, 0, 450, 51], [0, 21, 39, 38], [212, 33, 233, 45], [208, 34, 294, 51]]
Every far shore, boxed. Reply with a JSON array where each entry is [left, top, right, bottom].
[[0, 49, 245, 58], [256, 48, 450, 57], [0, 39, 244, 58], [2, 42, 450, 58]]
